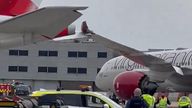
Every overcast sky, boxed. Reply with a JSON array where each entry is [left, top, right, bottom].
[[40, 0, 192, 50]]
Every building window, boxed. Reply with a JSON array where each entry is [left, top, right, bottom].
[[8, 66, 28, 72], [18, 66, 28, 72], [98, 52, 107, 58], [49, 51, 58, 57], [48, 67, 57, 73], [67, 67, 87, 74], [9, 50, 28, 56], [39, 51, 48, 56], [67, 68, 77, 73], [78, 68, 87, 74], [38, 66, 57, 73], [9, 50, 18, 56], [68, 51, 77, 57], [68, 51, 87, 58], [19, 50, 28, 56], [8, 66, 17, 72], [78, 52, 87, 58], [39, 50, 58, 57], [38, 67, 47, 72]]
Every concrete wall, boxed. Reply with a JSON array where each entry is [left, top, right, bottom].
[[0, 40, 115, 91]]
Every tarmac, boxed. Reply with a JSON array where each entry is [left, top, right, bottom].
[[168, 102, 178, 108], [119, 102, 178, 108]]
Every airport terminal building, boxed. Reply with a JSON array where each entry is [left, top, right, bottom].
[[0, 39, 116, 91]]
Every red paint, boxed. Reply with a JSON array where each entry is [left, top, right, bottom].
[[55, 25, 76, 38], [0, 0, 37, 16], [42, 28, 71, 40], [113, 71, 145, 100], [55, 28, 69, 38], [0, 84, 11, 92], [42, 27, 72, 39]]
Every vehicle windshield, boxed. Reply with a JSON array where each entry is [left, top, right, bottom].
[[16, 86, 28, 91], [34, 91, 122, 108], [15, 85, 30, 96]]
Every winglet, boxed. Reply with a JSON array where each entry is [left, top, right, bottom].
[[54, 25, 76, 38]]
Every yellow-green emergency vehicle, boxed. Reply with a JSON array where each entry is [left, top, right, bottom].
[[31, 90, 122, 108]]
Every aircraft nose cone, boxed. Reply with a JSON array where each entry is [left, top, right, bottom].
[[95, 73, 102, 88], [95, 72, 113, 91], [95, 72, 105, 90]]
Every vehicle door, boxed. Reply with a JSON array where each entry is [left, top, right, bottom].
[[83, 95, 110, 108]]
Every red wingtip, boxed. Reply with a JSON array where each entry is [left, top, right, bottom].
[[54, 25, 76, 38], [55, 28, 69, 38]]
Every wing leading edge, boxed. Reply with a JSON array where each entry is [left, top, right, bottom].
[[91, 33, 177, 81], [78, 22, 178, 82], [0, 6, 87, 37]]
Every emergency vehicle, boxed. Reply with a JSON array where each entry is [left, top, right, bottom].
[[31, 90, 122, 108], [0, 81, 32, 107]]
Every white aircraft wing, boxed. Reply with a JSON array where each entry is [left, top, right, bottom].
[[82, 32, 178, 81], [0, 6, 87, 37], [57, 21, 183, 81]]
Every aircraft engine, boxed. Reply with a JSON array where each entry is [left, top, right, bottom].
[[113, 71, 158, 100]]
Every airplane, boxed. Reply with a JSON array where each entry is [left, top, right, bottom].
[[0, 0, 86, 49], [70, 21, 192, 100]]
